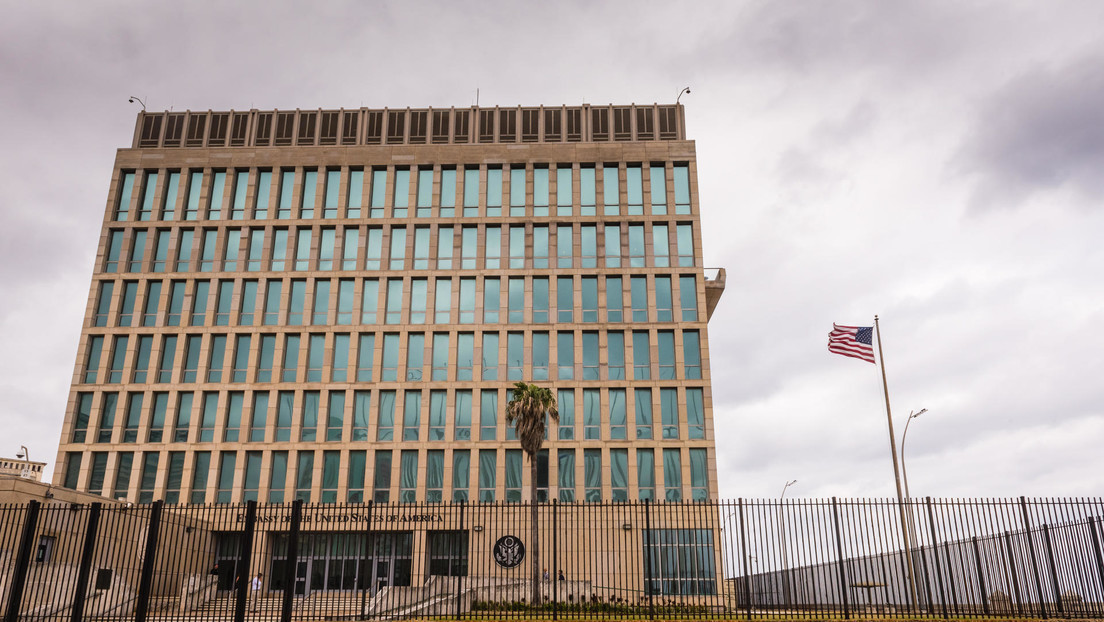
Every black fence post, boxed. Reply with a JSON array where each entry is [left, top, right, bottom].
[[1004, 530, 1025, 616], [551, 499, 557, 621], [830, 497, 851, 620], [1041, 524, 1065, 618], [643, 498, 655, 621], [1020, 496, 1049, 619], [359, 500, 374, 621], [971, 536, 990, 616], [70, 502, 102, 622], [234, 500, 257, 622], [456, 499, 465, 621], [737, 499, 752, 621], [3, 499, 40, 622], [282, 499, 302, 622], [924, 497, 949, 619], [1089, 517, 1104, 613], [133, 500, 164, 622]]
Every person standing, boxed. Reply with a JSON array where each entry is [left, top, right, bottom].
[[250, 573, 263, 613]]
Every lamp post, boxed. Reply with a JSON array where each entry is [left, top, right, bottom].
[[779, 479, 797, 609], [900, 408, 927, 612]]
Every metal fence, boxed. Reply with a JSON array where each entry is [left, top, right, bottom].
[[2, 497, 1102, 621]]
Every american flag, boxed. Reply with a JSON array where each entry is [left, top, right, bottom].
[[828, 324, 875, 363]]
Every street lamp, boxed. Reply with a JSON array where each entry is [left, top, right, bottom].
[[779, 480, 797, 609], [16, 445, 29, 462], [900, 409, 927, 501]]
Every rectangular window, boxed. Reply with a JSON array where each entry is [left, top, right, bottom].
[[162, 172, 182, 221], [330, 333, 350, 382], [72, 393, 93, 442], [610, 448, 629, 501], [190, 280, 210, 325], [351, 390, 371, 441], [399, 450, 418, 503], [532, 277, 549, 323], [435, 226, 454, 270], [626, 165, 643, 215], [300, 391, 320, 441], [406, 333, 425, 381], [295, 451, 314, 502], [481, 332, 498, 380], [117, 281, 137, 326], [377, 390, 396, 441], [229, 170, 249, 220], [334, 279, 354, 325], [270, 228, 287, 270], [439, 168, 456, 217], [256, 334, 275, 382], [129, 230, 147, 272], [214, 280, 233, 326], [506, 332, 523, 381], [184, 172, 203, 221], [365, 227, 383, 269], [460, 226, 477, 269], [483, 277, 500, 324], [484, 226, 501, 269], [254, 170, 272, 219], [580, 166, 596, 216], [139, 171, 161, 221], [677, 224, 695, 267], [431, 333, 449, 381], [462, 167, 479, 217], [686, 387, 705, 439], [116, 171, 136, 220], [286, 279, 304, 325], [262, 280, 281, 325], [343, 228, 359, 270], [628, 224, 646, 268], [323, 169, 340, 219], [94, 281, 114, 327], [416, 168, 433, 217], [176, 229, 195, 272], [558, 448, 575, 502], [361, 278, 379, 324], [650, 164, 668, 214], [653, 224, 670, 268], [630, 276, 649, 322], [304, 334, 324, 382], [275, 391, 293, 442], [657, 331, 676, 380], [432, 277, 452, 324], [428, 390, 446, 441], [532, 332, 549, 381], [239, 280, 257, 326], [318, 228, 335, 270], [112, 452, 133, 501], [369, 169, 386, 219], [295, 229, 312, 271], [556, 166, 573, 216], [299, 169, 318, 219], [584, 448, 602, 502], [556, 276, 573, 322], [673, 164, 691, 214], [413, 227, 431, 270], [173, 392, 192, 443], [179, 335, 200, 383], [131, 335, 152, 384], [186, 451, 210, 504], [250, 392, 268, 442], [682, 330, 703, 379], [609, 388, 627, 440], [199, 392, 218, 442], [373, 450, 392, 503], [165, 281, 185, 327], [267, 451, 287, 502], [452, 450, 470, 502], [425, 449, 445, 503], [393, 169, 410, 218], [556, 224, 572, 268], [580, 277, 598, 323], [281, 334, 300, 382], [380, 333, 399, 381], [409, 278, 428, 324], [108, 335, 128, 383], [312, 279, 330, 325], [637, 448, 655, 500], [556, 332, 574, 380], [608, 331, 625, 380], [122, 392, 143, 443], [486, 167, 502, 216], [152, 230, 169, 272], [530, 224, 549, 269], [634, 388, 653, 440], [105, 231, 123, 273], [356, 334, 375, 382], [389, 226, 406, 270], [583, 388, 600, 439], [509, 167, 525, 217], [96, 392, 117, 443], [603, 276, 624, 323], [505, 449, 523, 502], [602, 164, 620, 216], [454, 390, 472, 441], [479, 389, 497, 441], [207, 334, 226, 382], [478, 449, 497, 502], [326, 390, 345, 442], [223, 391, 244, 442], [663, 448, 682, 501], [347, 169, 364, 218], [164, 452, 185, 504], [533, 167, 549, 216], [197, 229, 216, 272], [690, 448, 708, 500], [582, 332, 599, 380], [557, 389, 574, 440], [222, 228, 240, 271], [240, 451, 261, 502], [661, 388, 679, 439]]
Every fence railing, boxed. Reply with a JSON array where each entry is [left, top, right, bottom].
[[1, 497, 1102, 621]]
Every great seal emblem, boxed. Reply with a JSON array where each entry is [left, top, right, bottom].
[[492, 535, 525, 568]]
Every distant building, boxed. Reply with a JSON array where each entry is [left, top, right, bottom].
[[0, 457, 45, 482]]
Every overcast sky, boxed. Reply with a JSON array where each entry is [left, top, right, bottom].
[[2, 1, 1102, 499]]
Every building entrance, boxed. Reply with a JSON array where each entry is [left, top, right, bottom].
[[270, 532, 413, 596]]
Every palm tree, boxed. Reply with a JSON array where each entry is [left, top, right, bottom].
[[505, 381, 559, 606]]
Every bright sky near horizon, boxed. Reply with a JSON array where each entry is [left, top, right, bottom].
[[2, 1, 1102, 499]]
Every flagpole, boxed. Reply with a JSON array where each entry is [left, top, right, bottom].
[[874, 315, 919, 609]]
